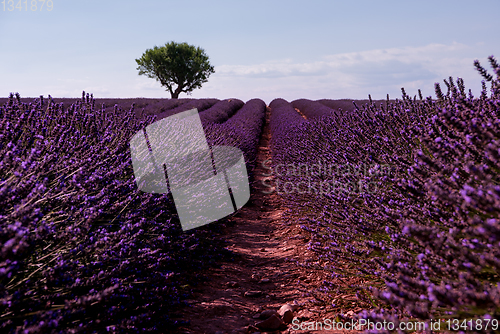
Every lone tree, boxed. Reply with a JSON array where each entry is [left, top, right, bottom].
[[135, 42, 215, 99]]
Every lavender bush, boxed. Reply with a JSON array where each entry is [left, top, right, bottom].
[[0, 92, 267, 333], [204, 98, 266, 182], [291, 98, 338, 119], [269, 56, 500, 332], [154, 98, 219, 120], [366, 56, 500, 327], [317, 98, 399, 114], [199, 98, 245, 127]]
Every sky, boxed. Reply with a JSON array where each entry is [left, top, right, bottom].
[[1, 0, 499, 105]]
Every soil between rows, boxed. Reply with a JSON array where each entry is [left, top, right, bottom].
[[171, 107, 364, 334]]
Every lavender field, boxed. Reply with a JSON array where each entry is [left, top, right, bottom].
[[1, 56, 500, 333]]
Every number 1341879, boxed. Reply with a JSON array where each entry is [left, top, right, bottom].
[[2, 0, 53, 11], [446, 318, 498, 331]]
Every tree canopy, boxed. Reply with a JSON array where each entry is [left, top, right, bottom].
[[135, 42, 215, 99]]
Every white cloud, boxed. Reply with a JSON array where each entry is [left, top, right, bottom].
[[198, 42, 492, 103], [215, 42, 472, 79]]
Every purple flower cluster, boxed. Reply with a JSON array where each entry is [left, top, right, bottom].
[[199, 98, 245, 127], [268, 98, 312, 203], [291, 98, 338, 119], [155, 98, 220, 120], [368, 57, 500, 324], [204, 99, 267, 182], [268, 56, 500, 331], [0, 92, 264, 332], [127, 97, 193, 119]]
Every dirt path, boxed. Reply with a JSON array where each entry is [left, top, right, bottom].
[[172, 107, 357, 334]]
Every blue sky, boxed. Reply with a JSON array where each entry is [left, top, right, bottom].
[[1, 0, 499, 104]]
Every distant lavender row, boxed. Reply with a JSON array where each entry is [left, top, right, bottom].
[[131, 97, 194, 119], [317, 98, 399, 113], [268, 98, 308, 179], [269, 98, 306, 130], [268, 98, 334, 206], [204, 98, 266, 181], [291, 98, 338, 119], [199, 98, 244, 127], [0, 96, 197, 121], [154, 98, 220, 120], [0, 92, 239, 333], [222, 98, 266, 167]]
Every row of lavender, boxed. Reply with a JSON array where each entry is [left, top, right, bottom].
[[0, 96, 201, 121], [268, 57, 500, 330], [0, 93, 265, 333], [204, 99, 267, 182]]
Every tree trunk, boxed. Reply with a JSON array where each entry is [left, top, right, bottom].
[[167, 86, 175, 98], [171, 85, 183, 99]]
